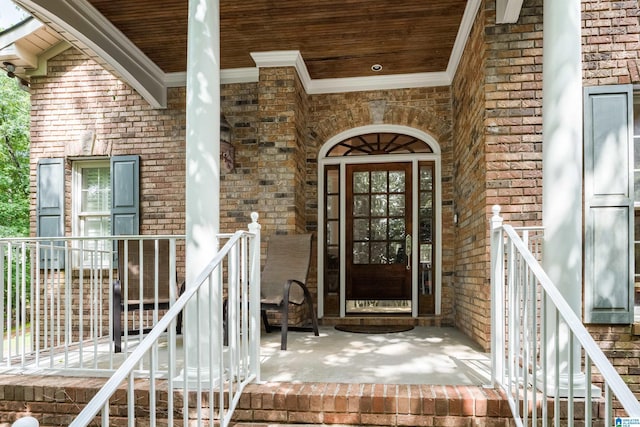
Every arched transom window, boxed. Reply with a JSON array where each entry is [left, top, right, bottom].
[[326, 133, 433, 157]]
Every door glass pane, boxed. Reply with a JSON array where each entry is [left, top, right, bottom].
[[327, 195, 339, 219], [420, 167, 433, 190], [327, 169, 339, 193], [353, 172, 369, 193], [371, 195, 387, 216], [371, 218, 387, 240], [353, 195, 369, 216], [389, 194, 405, 216], [389, 218, 405, 240], [327, 221, 339, 245], [371, 242, 387, 264], [389, 171, 405, 192], [354, 242, 368, 264], [391, 241, 405, 264], [353, 219, 369, 240], [371, 171, 387, 193]]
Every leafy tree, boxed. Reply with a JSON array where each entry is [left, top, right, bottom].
[[0, 73, 30, 237]]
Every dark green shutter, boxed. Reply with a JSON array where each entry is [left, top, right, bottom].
[[583, 84, 634, 324], [36, 158, 65, 268], [111, 155, 140, 236]]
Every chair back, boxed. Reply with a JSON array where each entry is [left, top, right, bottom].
[[261, 233, 312, 305], [117, 239, 171, 304]]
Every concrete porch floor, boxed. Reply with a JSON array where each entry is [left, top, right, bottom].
[[259, 326, 491, 386]]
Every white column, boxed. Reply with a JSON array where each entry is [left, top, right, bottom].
[[542, 0, 585, 396], [184, 0, 221, 381]]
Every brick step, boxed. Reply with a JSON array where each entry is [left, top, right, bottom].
[[231, 382, 514, 426]]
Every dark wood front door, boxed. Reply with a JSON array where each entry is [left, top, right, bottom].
[[345, 163, 412, 301]]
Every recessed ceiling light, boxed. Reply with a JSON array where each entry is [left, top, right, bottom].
[[371, 64, 383, 72]]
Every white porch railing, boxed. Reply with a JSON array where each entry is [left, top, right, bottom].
[[68, 214, 262, 426], [490, 205, 640, 426], [0, 234, 184, 373]]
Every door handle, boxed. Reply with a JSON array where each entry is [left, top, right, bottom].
[[405, 234, 411, 270]]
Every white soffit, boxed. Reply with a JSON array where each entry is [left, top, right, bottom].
[[15, 0, 167, 109]]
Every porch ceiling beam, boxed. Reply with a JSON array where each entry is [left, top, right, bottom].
[[496, 0, 524, 24], [14, 0, 167, 109]]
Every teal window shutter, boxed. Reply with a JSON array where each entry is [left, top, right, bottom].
[[583, 84, 634, 324], [111, 155, 140, 236], [36, 158, 65, 268]]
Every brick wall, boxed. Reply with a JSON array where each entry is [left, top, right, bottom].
[[451, 3, 490, 349], [29, 48, 187, 241]]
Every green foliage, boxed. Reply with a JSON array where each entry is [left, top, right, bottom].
[[0, 73, 30, 237]]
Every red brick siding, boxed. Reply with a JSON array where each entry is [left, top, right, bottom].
[[451, 4, 491, 349]]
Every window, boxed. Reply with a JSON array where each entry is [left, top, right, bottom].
[[74, 161, 111, 238], [73, 160, 111, 266], [37, 155, 139, 268]]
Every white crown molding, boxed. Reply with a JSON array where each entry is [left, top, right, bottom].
[[15, 0, 167, 108], [447, 0, 482, 78], [221, 67, 259, 84], [496, 0, 524, 24], [165, 68, 260, 88], [252, 50, 452, 94]]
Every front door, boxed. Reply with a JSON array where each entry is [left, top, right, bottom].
[[346, 163, 412, 307]]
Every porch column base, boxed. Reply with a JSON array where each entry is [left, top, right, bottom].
[[173, 367, 224, 390], [536, 372, 601, 398]]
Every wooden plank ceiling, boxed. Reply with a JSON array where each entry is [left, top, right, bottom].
[[86, 0, 468, 79]]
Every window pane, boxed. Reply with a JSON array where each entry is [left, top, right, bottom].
[[81, 167, 111, 212], [81, 216, 110, 237]]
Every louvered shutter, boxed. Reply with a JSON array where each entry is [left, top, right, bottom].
[[110, 155, 140, 236], [583, 84, 634, 324], [36, 158, 65, 268]]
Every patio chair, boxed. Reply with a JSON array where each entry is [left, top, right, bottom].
[[260, 233, 319, 350], [112, 239, 183, 353]]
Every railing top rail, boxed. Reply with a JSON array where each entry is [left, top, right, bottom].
[[498, 222, 640, 416], [68, 228, 257, 426]]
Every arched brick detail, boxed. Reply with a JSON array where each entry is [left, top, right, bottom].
[[310, 99, 448, 146]]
